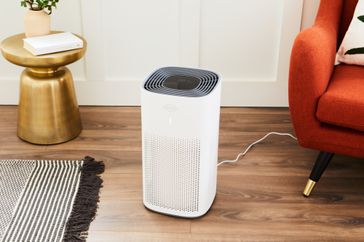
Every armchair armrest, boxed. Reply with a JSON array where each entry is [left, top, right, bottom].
[[289, 0, 343, 144]]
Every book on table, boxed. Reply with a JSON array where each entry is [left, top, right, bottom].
[[23, 32, 83, 56]]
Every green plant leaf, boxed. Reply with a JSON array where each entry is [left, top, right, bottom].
[[345, 47, 364, 55], [358, 15, 364, 23], [21, 0, 59, 14]]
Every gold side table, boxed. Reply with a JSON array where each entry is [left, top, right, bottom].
[[0, 32, 87, 145]]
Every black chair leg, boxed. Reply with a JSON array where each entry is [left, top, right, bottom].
[[303, 151, 334, 197]]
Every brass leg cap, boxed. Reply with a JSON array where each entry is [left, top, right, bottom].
[[303, 179, 316, 197]]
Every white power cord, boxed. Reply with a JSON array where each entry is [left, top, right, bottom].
[[217, 132, 298, 167]]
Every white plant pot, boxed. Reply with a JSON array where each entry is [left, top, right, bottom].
[[24, 10, 51, 38]]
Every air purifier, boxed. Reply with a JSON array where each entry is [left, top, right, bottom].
[[141, 67, 221, 218]]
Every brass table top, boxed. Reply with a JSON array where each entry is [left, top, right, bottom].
[[0, 32, 87, 69]]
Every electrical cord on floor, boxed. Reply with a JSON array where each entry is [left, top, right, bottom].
[[217, 132, 298, 167]]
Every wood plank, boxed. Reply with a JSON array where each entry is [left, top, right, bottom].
[[1, 106, 364, 241]]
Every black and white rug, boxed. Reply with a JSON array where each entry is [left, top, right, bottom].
[[0, 156, 104, 242]]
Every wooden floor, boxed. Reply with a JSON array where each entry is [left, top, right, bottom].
[[1, 106, 364, 242]]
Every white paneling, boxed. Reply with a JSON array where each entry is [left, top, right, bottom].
[[0, 1, 85, 104], [53, 0, 85, 80], [179, 0, 201, 67], [200, 0, 283, 82], [0, 4, 24, 81], [80, 0, 105, 82], [102, 0, 180, 81], [302, 0, 320, 29], [0, 0, 303, 106], [202, 0, 303, 106]]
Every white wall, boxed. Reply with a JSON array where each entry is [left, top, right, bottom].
[[0, 0, 304, 106], [302, 0, 320, 29]]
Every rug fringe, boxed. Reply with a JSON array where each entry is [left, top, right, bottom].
[[63, 156, 105, 241]]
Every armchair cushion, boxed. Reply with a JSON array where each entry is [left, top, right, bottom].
[[317, 64, 364, 132]]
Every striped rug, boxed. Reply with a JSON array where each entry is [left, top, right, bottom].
[[0, 156, 104, 242]]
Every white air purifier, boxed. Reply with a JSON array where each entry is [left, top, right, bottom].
[[141, 67, 221, 218]]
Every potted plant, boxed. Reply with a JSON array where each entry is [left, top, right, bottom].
[[21, 0, 59, 37]]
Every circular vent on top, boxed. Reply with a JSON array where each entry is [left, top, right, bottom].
[[144, 67, 219, 97]]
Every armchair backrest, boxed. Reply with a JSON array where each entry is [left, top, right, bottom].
[[339, 0, 358, 44]]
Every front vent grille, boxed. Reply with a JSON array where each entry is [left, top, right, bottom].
[[144, 133, 200, 212], [144, 67, 219, 97]]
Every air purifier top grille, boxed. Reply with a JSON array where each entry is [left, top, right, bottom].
[[144, 67, 219, 97]]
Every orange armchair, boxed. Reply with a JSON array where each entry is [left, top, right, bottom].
[[289, 0, 364, 196]]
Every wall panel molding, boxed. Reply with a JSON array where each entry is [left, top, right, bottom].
[[80, 0, 105, 82], [178, 0, 201, 67]]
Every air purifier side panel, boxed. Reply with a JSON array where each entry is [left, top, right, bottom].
[[196, 82, 221, 215]]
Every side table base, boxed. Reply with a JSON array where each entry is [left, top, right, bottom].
[[18, 67, 82, 145]]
